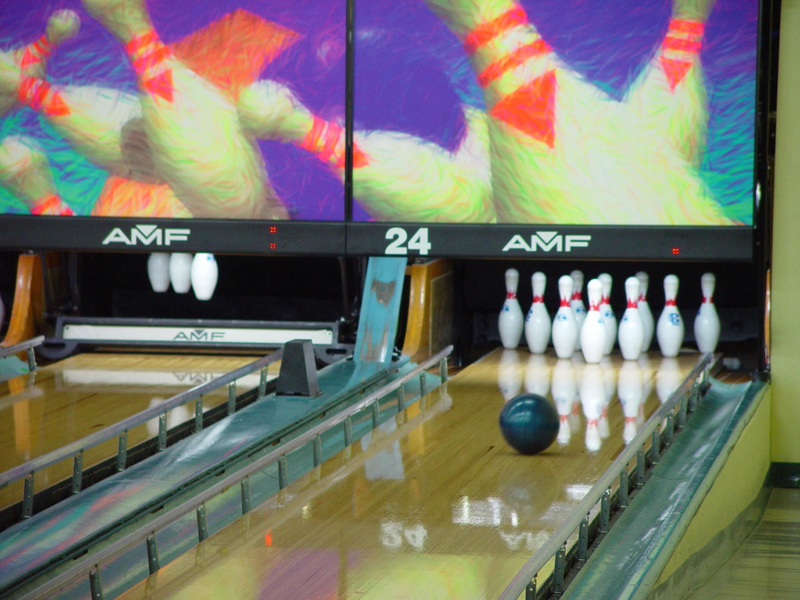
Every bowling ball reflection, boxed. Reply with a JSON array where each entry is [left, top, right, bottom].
[[499, 394, 559, 455]]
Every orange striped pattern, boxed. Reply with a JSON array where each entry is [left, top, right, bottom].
[[660, 18, 705, 90], [301, 116, 369, 169], [125, 30, 174, 102], [477, 40, 551, 88], [18, 77, 70, 116], [463, 7, 528, 54]]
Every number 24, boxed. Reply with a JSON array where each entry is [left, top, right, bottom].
[[385, 227, 432, 256]]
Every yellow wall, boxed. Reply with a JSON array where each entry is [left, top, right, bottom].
[[770, 0, 800, 462]]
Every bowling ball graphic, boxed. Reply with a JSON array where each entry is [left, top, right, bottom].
[[499, 394, 559, 455]]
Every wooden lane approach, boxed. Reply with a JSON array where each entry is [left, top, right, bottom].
[[0, 353, 272, 511], [117, 349, 699, 600]]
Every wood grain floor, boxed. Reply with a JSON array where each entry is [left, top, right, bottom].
[[116, 349, 701, 600], [0, 353, 270, 510], [688, 488, 800, 600]]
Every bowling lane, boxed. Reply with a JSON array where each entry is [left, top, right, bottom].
[[0, 353, 277, 511], [117, 349, 700, 600]]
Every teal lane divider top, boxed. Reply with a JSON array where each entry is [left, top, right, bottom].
[[353, 257, 407, 365], [561, 378, 766, 600]]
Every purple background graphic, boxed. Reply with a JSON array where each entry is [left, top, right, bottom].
[[0, 0, 346, 221]]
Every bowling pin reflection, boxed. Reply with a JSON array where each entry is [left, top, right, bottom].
[[551, 359, 576, 444], [618, 361, 644, 444], [580, 364, 605, 452], [498, 349, 523, 401], [145, 398, 191, 437], [656, 358, 683, 404], [524, 353, 551, 398], [598, 358, 617, 439], [361, 419, 404, 481]]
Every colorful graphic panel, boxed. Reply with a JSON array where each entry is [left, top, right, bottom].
[[0, 0, 346, 220], [353, 0, 757, 225]]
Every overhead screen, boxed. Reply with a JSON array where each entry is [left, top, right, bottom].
[[0, 0, 759, 258]]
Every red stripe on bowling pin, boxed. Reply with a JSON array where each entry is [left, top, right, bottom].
[[489, 69, 556, 148], [589, 302, 600, 311], [702, 295, 713, 303], [627, 299, 638, 308], [478, 40, 551, 88], [506, 291, 516, 299], [125, 30, 174, 103], [21, 35, 52, 69], [660, 19, 704, 90], [533, 294, 544, 303], [18, 77, 70, 116], [572, 291, 582, 301], [30, 194, 74, 216], [639, 294, 647, 302], [665, 299, 677, 306], [560, 298, 570, 308], [301, 116, 369, 169], [463, 6, 528, 54]]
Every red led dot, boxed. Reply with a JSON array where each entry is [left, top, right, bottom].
[[270, 242, 277, 249], [269, 226, 277, 234], [672, 248, 680, 255]]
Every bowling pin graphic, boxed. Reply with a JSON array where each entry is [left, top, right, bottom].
[[552, 359, 576, 444], [570, 270, 586, 351], [636, 271, 655, 353], [598, 274, 616, 355], [191, 253, 218, 301], [617, 360, 643, 444], [499, 269, 524, 349], [694, 273, 720, 354], [581, 279, 606, 364], [169, 253, 193, 294], [580, 364, 605, 452], [524, 353, 550, 398], [80, 0, 287, 219], [618, 277, 645, 361], [498, 348, 522, 401], [552, 275, 578, 359], [525, 272, 551, 354], [657, 275, 684, 358], [0, 137, 75, 215], [147, 253, 170, 292]]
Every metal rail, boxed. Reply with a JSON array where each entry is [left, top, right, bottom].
[[0, 348, 283, 519], [499, 353, 715, 600], [20, 345, 452, 600], [0, 336, 44, 372]]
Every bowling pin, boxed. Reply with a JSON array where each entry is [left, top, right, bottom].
[[580, 279, 606, 364], [191, 253, 218, 301], [0, 136, 74, 215], [636, 271, 655, 353], [169, 253, 193, 294], [499, 268, 524, 349], [552, 275, 578, 359], [657, 275, 684, 358], [147, 253, 170, 292], [80, 0, 287, 219], [570, 270, 586, 350], [525, 272, 551, 354], [598, 274, 616, 355], [552, 359, 576, 444], [618, 277, 645, 361], [694, 272, 720, 354]]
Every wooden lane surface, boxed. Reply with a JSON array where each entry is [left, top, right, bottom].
[[117, 349, 700, 600], [0, 353, 272, 511], [687, 488, 800, 600]]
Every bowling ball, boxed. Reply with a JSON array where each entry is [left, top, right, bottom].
[[499, 394, 559, 455]]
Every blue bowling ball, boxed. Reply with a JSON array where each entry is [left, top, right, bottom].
[[499, 393, 559, 455]]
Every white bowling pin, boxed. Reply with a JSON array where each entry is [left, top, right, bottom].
[[169, 252, 193, 294], [694, 272, 720, 354], [525, 272, 551, 354], [498, 348, 522, 401], [580, 279, 606, 364], [499, 269, 524, 349], [552, 275, 578, 359], [618, 361, 644, 444], [618, 277, 645, 361], [598, 274, 616, 355], [657, 275, 684, 358], [570, 270, 586, 351], [636, 271, 654, 353], [147, 252, 170, 292], [524, 353, 550, 397], [191, 253, 218, 301], [552, 359, 577, 444]]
